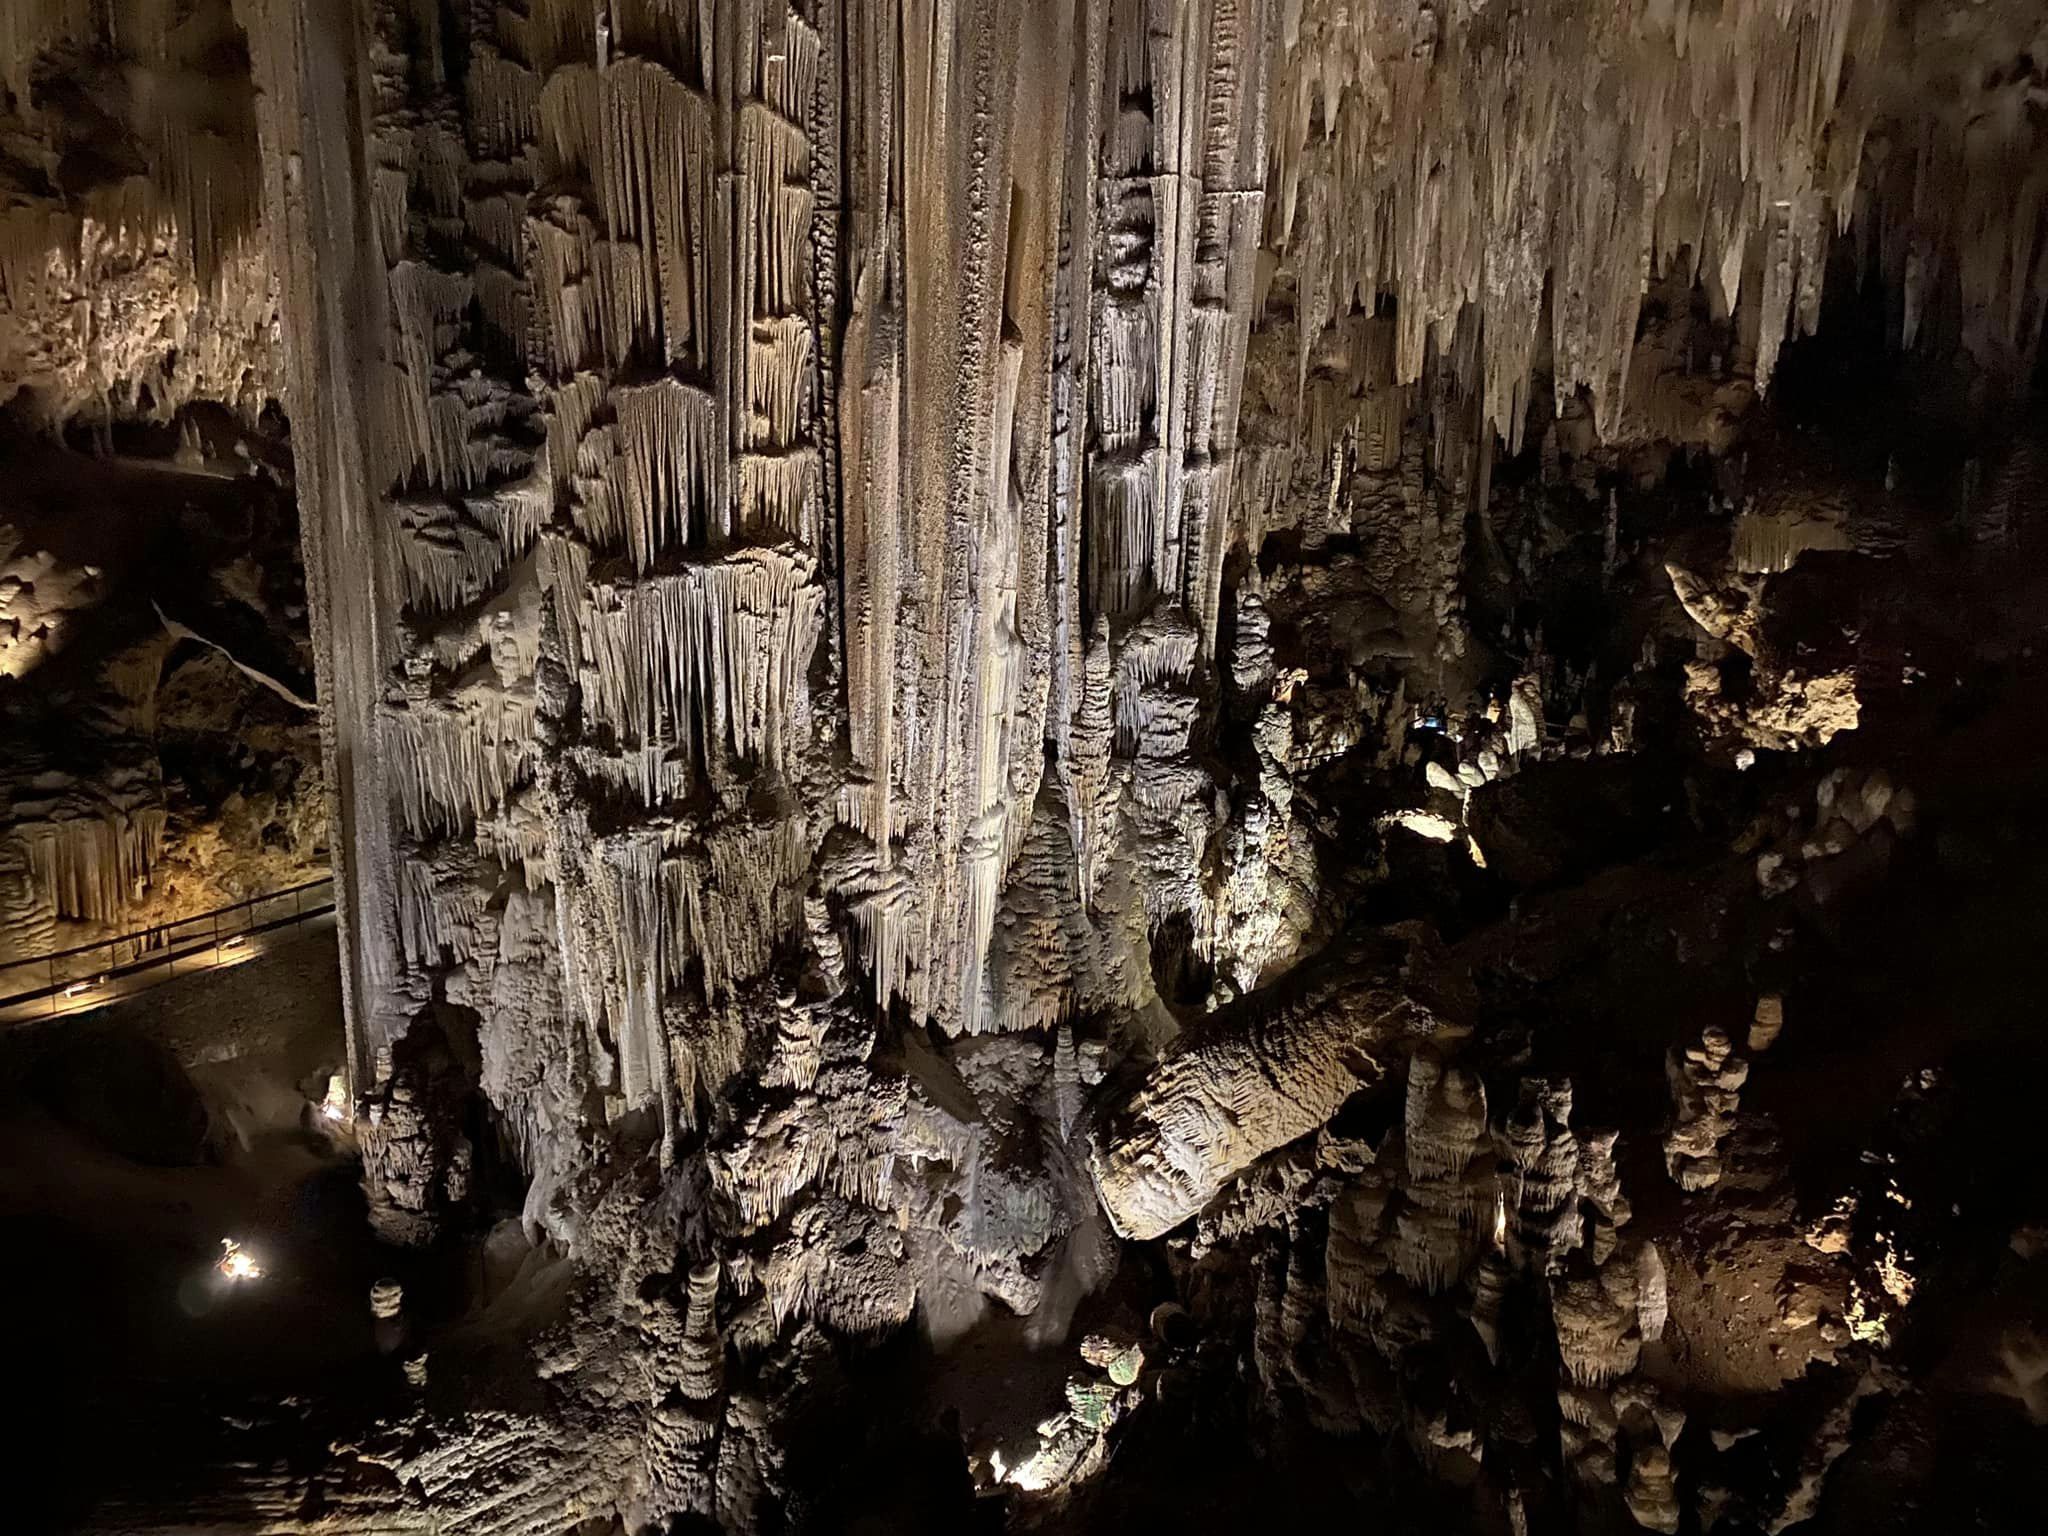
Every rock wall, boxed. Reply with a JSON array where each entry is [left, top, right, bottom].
[[0, 5, 320, 970], [7, 2, 2048, 1532], [9, 0, 2035, 1145], [241, 0, 2045, 1158], [0, 438, 325, 970], [0, 0, 277, 426]]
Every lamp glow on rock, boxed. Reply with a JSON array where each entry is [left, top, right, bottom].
[[216, 1238, 262, 1282]]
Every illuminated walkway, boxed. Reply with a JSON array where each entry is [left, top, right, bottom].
[[0, 876, 334, 1024]]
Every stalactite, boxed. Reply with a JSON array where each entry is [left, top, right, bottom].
[[739, 104, 815, 321], [386, 262, 480, 492], [1109, 609, 1198, 745], [468, 47, 542, 163], [394, 476, 550, 615], [606, 377, 723, 568], [16, 809, 168, 927], [597, 57, 715, 371], [386, 685, 540, 839], [571, 548, 824, 776], [1267, 0, 2047, 447], [397, 844, 491, 968], [736, 447, 822, 547], [744, 316, 815, 455], [0, 839, 58, 963], [1, 184, 277, 427], [466, 194, 527, 268]]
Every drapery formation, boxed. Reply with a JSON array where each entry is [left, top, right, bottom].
[[224, 0, 1283, 1137], [9, 3, 2042, 1093]]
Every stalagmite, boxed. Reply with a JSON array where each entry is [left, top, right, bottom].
[[1389, 1050, 1496, 1292], [679, 1262, 725, 1403], [1500, 1077, 1585, 1273], [14, 0, 2044, 1530], [1665, 1025, 1749, 1192], [1089, 930, 1460, 1241], [1749, 994, 1785, 1054]]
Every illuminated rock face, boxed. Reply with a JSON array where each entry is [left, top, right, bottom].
[[8, 2, 2048, 1532], [1266, 0, 2048, 442], [1090, 931, 1455, 1241], [0, 3, 323, 969], [209, 0, 2045, 1151], [221, 0, 1291, 1241], [1, 0, 277, 427], [9, 0, 2043, 1161]]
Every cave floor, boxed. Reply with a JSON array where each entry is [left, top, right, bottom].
[[0, 929, 444, 1531]]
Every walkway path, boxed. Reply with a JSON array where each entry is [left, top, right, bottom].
[[0, 875, 334, 1024]]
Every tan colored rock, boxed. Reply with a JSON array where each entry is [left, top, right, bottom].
[[1625, 1443, 1682, 1533], [1665, 1026, 1749, 1191], [1749, 994, 1785, 1053], [1089, 932, 1459, 1241]]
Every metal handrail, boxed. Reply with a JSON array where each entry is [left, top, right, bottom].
[[0, 872, 336, 1018], [8, 874, 335, 968]]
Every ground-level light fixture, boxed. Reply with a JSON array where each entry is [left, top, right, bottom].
[[217, 1238, 263, 1282], [319, 1073, 349, 1123]]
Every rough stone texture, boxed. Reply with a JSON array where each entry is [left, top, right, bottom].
[[0, 443, 325, 970], [8, 3, 2048, 1534], [1091, 927, 1457, 1241]]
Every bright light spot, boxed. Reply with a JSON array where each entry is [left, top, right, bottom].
[[1877, 1235, 1915, 1308], [1847, 1232, 1915, 1346], [989, 1450, 1007, 1483], [1846, 1284, 1889, 1345], [319, 1074, 349, 1124], [1383, 808, 1460, 843], [63, 980, 95, 998], [1491, 1191, 1508, 1250], [217, 1238, 264, 1282], [1008, 1450, 1062, 1493]]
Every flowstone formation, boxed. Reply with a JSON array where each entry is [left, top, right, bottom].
[[11, 1, 2048, 1533], [1, 0, 276, 428], [0, 430, 326, 969], [0, 2, 322, 972]]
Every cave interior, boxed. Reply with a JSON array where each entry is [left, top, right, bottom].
[[3, 2, 2048, 1533]]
